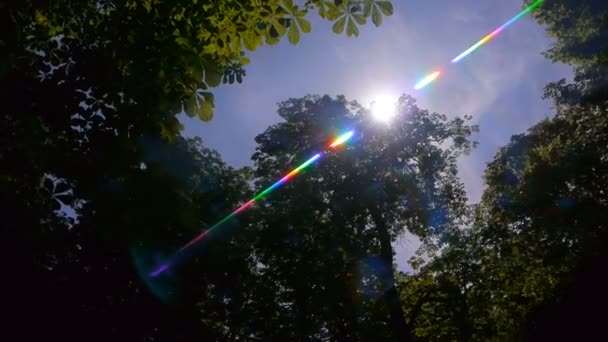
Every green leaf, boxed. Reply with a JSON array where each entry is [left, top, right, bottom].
[[199, 91, 214, 103], [363, 2, 373, 17], [185, 96, 198, 118], [187, 93, 215, 121], [143, 0, 152, 13], [242, 32, 258, 51], [326, 10, 343, 21], [318, 3, 328, 18], [198, 100, 214, 121], [352, 13, 366, 25], [332, 16, 347, 34], [231, 35, 242, 54], [202, 44, 216, 54], [372, 6, 382, 27], [35, 10, 48, 26], [324, 3, 344, 20], [282, 0, 296, 13], [175, 37, 190, 48], [287, 20, 300, 45], [189, 62, 204, 81], [346, 18, 359, 37], [204, 67, 222, 87], [324, 1, 339, 11], [265, 33, 280, 45], [271, 19, 287, 36], [376, 1, 393, 16], [296, 17, 312, 33], [161, 123, 181, 142]]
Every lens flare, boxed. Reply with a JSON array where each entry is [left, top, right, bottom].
[[451, 0, 544, 64], [150, 131, 355, 276], [413, 0, 544, 89], [414, 71, 441, 90], [330, 130, 355, 148]]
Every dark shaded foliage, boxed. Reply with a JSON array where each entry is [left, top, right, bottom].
[[247, 94, 476, 341]]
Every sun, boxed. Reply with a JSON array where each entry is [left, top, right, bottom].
[[370, 94, 397, 123]]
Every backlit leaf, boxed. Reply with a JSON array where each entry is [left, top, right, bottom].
[[197, 100, 214, 121], [352, 13, 366, 25], [332, 16, 347, 34], [346, 17, 359, 37], [372, 6, 382, 27], [297, 17, 312, 33], [376, 1, 393, 16], [204, 67, 222, 87], [287, 20, 300, 45], [363, 2, 372, 17]]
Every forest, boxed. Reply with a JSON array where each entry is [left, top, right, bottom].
[[2, 0, 607, 341]]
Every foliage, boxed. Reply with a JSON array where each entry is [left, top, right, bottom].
[[480, 99, 608, 339], [529, 0, 608, 106], [7, 0, 608, 340], [244, 94, 477, 341], [3, 135, 253, 340], [399, 100, 608, 341], [2, 0, 394, 126], [530, 0, 607, 68], [395, 2, 608, 339], [1, 2, 392, 339]]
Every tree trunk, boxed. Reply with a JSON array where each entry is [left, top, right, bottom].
[[371, 208, 414, 342]]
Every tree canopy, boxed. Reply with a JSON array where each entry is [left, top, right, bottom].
[[530, 0, 608, 105], [1, 1, 396, 340], [394, 1, 608, 340], [2, 0, 394, 126], [4, 0, 608, 340], [245, 94, 476, 341]]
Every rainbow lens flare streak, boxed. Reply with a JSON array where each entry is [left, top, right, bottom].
[[414, 0, 544, 90], [329, 130, 354, 148], [414, 71, 441, 90], [150, 130, 355, 277]]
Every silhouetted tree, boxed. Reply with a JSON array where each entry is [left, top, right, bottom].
[[394, 2, 608, 340], [481, 102, 608, 340], [247, 94, 477, 341], [1, 1, 394, 340], [530, 0, 608, 106]]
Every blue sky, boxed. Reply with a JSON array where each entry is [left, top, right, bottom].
[[181, 0, 572, 269]]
